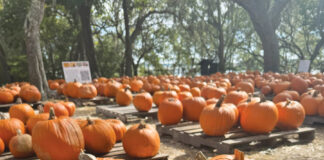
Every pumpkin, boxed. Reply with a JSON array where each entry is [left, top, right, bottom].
[[0, 137, 4, 155], [56, 84, 65, 95], [26, 106, 49, 134], [49, 81, 59, 90], [236, 96, 260, 118], [81, 117, 116, 154], [199, 95, 236, 136], [240, 95, 278, 134], [0, 88, 14, 104], [201, 86, 227, 99], [133, 92, 153, 112], [224, 90, 248, 105], [158, 90, 178, 105], [32, 108, 84, 160], [273, 92, 293, 104], [9, 103, 35, 124], [158, 98, 183, 125], [130, 79, 144, 92], [116, 88, 133, 106], [282, 90, 300, 101], [273, 81, 291, 95], [190, 87, 201, 97], [276, 100, 305, 130], [58, 100, 76, 116], [78, 151, 123, 160], [261, 85, 272, 95], [106, 119, 126, 142], [9, 129, 34, 158], [19, 85, 41, 103], [178, 91, 193, 102], [43, 102, 69, 117], [122, 121, 160, 158], [291, 76, 308, 94], [104, 81, 122, 97], [206, 98, 218, 105], [235, 81, 254, 93], [8, 86, 20, 98], [300, 91, 323, 115], [179, 84, 190, 92], [153, 91, 164, 106], [210, 149, 245, 160], [182, 97, 207, 121], [65, 81, 82, 98], [79, 84, 97, 99], [0, 113, 25, 146]]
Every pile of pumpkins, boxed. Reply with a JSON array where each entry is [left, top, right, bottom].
[[0, 82, 41, 104], [0, 100, 161, 160]]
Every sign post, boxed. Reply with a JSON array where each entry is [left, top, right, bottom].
[[62, 61, 92, 83], [297, 60, 310, 73]]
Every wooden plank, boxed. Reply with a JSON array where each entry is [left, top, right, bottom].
[[304, 116, 324, 125]]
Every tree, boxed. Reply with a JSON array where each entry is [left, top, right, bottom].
[[233, 0, 290, 72], [24, 0, 49, 99]]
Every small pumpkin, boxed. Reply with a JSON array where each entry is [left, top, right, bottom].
[[179, 84, 190, 92], [9, 129, 34, 158], [106, 119, 126, 142], [133, 92, 153, 112], [26, 106, 49, 134], [261, 85, 272, 95], [182, 97, 207, 121], [32, 108, 85, 160], [9, 103, 35, 124], [235, 81, 254, 93], [158, 98, 183, 125], [276, 100, 305, 130], [0, 113, 25, 146], [122, 121, 160, 158], [199, 95, 236, 136], [158, 90, 178, 105], [81, 117, 116, 154], [49, 81, 60, 90], [116, 88, 133, 106], [19, 85, 41, 103]]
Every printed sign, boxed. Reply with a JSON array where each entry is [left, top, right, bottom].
[[62, 61, 92, 83], [297, 60, 310, 73]]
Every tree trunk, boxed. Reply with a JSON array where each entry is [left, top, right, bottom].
[[216, 0, 225, 73], [24, 0, 49, 99], [78, 0, 101, 78], [122, 0, 133, 77], [0, 43, 11, 83]]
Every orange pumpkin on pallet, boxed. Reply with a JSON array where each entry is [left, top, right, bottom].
[[158, 98, 183, 125], [9, 102, 35, 124], [79, 84, 97, 99], [106, 119, 126, 142], [224, 90, 248, 105], [133, 92, 153, 112], [26, 106, 50, 134], [0, 88, 14, 104], [182, 97, 207, 121], [116, 88, 133, 106], [19, 85, 41, 103], [0, 113, 25, 146], [276, 100, 305, 130]]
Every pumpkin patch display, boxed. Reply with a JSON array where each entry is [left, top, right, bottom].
[[32, 108, 84, 160], [182, 97, 207, 121], [9, 129, 34, 158], [133, 92, 153, 112], [116, 88, 133, 106], [276, 100, 305, 130], [158, 98, 183, 125], [122, 121, 160, 158], [0, 113, 25, 146], [9, 103, 35, 124]]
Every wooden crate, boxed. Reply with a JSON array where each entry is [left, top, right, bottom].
[[157, 121, 315, 154], [96, 104, 158, 123], [0, 143, 168, 160], [69, 96, 114, 106], [303, 116, 324, 125]]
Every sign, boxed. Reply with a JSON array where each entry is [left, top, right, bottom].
[[62, 61, 92, 83], [297, 60, 310, 73]]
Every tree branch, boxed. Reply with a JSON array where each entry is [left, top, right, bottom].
[[269, 0, 291, 29]]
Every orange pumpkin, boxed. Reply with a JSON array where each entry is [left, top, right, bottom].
[[273, 81, 291, 95], [32, 108, 84, 160], [0, 137, 4, 155], [9, 129, 34, 158], [158, 90, 178, 105], [199, 96, 236, 136], [276, 100, 305, 130], [133, 92, 153, 112], [158, 98, 183, 125], [79, 84, 97, 99], [153, 91, 164, 106], [104, 81, 122, 97], [291, 76, 308, 94], [19, 85, 41, 103], [210, 149, 245, 160], [206, 98, 218, 105], [261, 85, 272, 95], [9, 103, 35, 124], [49, 81, 60, 90], [58, 100, 76, 116], [190, 87, 201, 97], [43, 102, 69, 117], [65, 81, 82, 98], [178, 91, 193, 102], [317, 100, 324, 116], [81, 117, 116, 154], [224, 90, 248, 105], [122, 121, 160, 158], [116, 88, 133, 106], [300, 91, 323, 115], [106, 119, 126, 142], [0, 88, 14, 104], [273, 92, 293, 104], [26, 106, 49, 134], [130, 79, 144, 92], [235, 81, 254, 93], [0, 114, 25, 146], [182, 97, 207, 121], [179, 84, 190, 92]]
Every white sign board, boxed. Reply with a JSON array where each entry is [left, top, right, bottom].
[[297, 60, 310, 73], [62, 61, 92, 83]]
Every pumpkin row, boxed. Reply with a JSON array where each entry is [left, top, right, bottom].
[[0, 83, 41, 104]]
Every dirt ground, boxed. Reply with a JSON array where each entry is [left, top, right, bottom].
[[75, 106, 324, 160]]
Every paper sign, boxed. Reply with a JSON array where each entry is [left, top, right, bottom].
[[62, 61, 92, 83], [297, 60, 310, 73]]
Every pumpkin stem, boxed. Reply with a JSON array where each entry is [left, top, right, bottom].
[[87, 117, 93, 125], [313, 90, 320, 97], [16, 97, 22, 104], [234, 149, 245, 160], [49, 107, 56, 120], [285, 99, 291, 107], [138, 119, 146, 129], [16, 129, 22, 136], [37, 105, 44, 113], [216, 95, 225, 108], [259, 94, 266, 102]]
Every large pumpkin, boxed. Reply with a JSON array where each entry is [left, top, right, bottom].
[[0, 113, 25, 146], [158, 98, 183, 125], [106, 119, 126, 142], [116, 88, 133, 106], [276, 100, 305, 130], [133, 92, 153, 112], [9, 129, 34, 158], [19, 85, 41, 103], [32, 108, 85, 160], [199, 96, 236, 136], [79, 84, 97, 99], [0, 88, 14, 104], [122, 121, 160, 158], [81, 117, 116, 154], [182, 97, 207, 121], [9, 103, 35, 124], [240, 95, 278, 134], [65, 81, 82, 98]]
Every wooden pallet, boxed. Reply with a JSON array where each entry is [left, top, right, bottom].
[[303, 116, 324, 125], [157, 122, 315, 154], [69, 96, 114, 106], [0, 143, 168, 160], [96, 104, 158, 123]]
